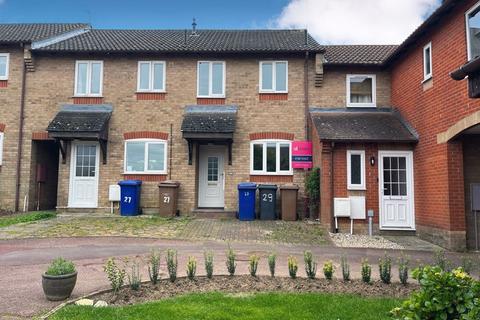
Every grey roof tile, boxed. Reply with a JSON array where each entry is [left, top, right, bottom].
[[0, 23, 89, 43], [181, 106, 237, 133], [323, 45, 398, 66], [34, 29, 323, 53], [47, 104, 112, 133], [310, 108, 418, 143]]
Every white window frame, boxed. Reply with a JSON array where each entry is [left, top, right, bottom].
[[347, 150, 366, 190], [423, 42, 433, 81], [124, 139, 168, 175], [74, 60, 104, 97], [250, 139, 292, 175], [197, 61, 226, 98], [466, 1, 480, 61], [137, 61, 166, 92], [0, 53, 9, 80], [346, 74, 376, 108], [259, 61, 288, 93], [0, 132, 4, 166]]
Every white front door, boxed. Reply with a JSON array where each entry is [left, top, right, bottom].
[[379, 151, 415, 230], [198, 145, 225, 208], [68, 142, 100, 208]]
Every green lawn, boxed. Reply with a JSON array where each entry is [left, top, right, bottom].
[[51, 292, 400, 320], [0, 210, 56, 228]]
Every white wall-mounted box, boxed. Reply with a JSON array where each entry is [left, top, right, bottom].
[[109, 185, 121, 202], [334, 198, 351, 217], [350, 196, 366, 220]]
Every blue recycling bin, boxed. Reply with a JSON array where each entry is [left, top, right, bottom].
[[118, 180, 142, 216], [238, 182, 257, 221]]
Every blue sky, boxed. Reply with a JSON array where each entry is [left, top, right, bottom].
[[0, 0, 289, 29], [0, 0, 441, 44]]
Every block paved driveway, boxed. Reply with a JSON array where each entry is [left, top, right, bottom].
[[0, 236, 479, 320]]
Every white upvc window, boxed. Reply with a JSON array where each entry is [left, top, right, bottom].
[[466, 1, 480, 61], [124, 139, 167, 174], [259, 61, 288, 93], [423, 42, 433, 81], [346, 74, 376, 108], [0, 53, 9, 80], [137, 61, 166, 92], [347, 150, 366, 190], [74, 60, 103, 96], [250, 140, 292, 175], [0, 132, 4, 166], [197, 61, 225, 98]]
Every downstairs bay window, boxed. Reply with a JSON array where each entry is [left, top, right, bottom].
[[124, 139, 167, 174], [250, 140, 292, 175]]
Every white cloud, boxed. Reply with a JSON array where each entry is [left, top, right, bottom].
[[274, 0, 442, 44]]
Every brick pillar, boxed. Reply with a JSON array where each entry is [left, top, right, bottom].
[[447, 141, 466, 232], [320, 142, 333, 231]]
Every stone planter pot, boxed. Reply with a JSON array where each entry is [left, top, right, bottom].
[[42, 272, 77, 301]]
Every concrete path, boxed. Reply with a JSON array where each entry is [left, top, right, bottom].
[[0, 237, 478, 319]]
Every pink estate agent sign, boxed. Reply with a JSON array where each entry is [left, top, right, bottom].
[[292, 141, 313, 169]]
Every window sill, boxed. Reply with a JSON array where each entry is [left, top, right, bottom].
[[136, 92, 167, 101], [250, 175, 294, 183], [0, 80, 8, 88], [422, 76, 432, 84], [197, 97, 226, 105], [346, 104, 376, 108], [347, 187, 366, 191], [123, 173, 167, 182], [259, 93, 288, 101], [73, 97, 104, 104]]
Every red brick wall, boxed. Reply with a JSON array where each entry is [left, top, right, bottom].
[[389, 0, 480, 232]]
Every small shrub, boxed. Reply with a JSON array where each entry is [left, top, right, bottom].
[[340, 255, 350, 282], [379, 253, 392, 284], [304, 251, 317, 279], [127, 258, 142, 291], [147, 249, 160, 285], [398, 253, 409, 285], [186, 256, 197, 280], [204, 251, 214, 279], [323, 260, 334, 280], [103, 258, 126, 294], [433, 248, 451, 271], [361, 259, 372, 284], [268, 253, 276, 277], [226, 246, 236, 276], [305, 168, 320, 214], [165, 249, 178, 282], [461, 255, 474, 275], [288, 256, 298, 279], [390, 266, 480, 320], [45, 257, 76, 276], [249, 254, 260, 277]]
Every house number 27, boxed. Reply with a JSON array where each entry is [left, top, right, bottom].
[[163, 195, 170, 203], [123, 196, 132, 203], [262, 194, 273, 202]]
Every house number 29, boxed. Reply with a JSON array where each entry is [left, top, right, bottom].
[[123, 196, 132, 203], [262, 194, 273, 202], [163, 195, 170, 203]]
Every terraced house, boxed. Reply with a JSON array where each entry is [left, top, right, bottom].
[[0, 0, 479, 251]]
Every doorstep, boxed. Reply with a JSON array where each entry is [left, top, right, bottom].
[[192, 209, 237, 219]]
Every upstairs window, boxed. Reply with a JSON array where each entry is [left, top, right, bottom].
[[0, 132, 3, 165], [347, 150, 365, 190], [251, 140, 292, 175], [259, 61, 288, 93], [346, 74, 376, 108], [75, 61, 103, 96], [467, 2, 480, 60], [124, 139, 167, 174], [0, 53, 9, 80], [423, 42, 432, 80], [197, 61, 225, 98], [137, 61, 166, 92]]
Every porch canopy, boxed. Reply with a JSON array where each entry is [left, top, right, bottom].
[[181, 105, 237, 165], [47, 104, 113, 164], [310, 107, 418, 143]]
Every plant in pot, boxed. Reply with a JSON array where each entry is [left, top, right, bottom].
[[305, 167, 320, 219], [42, 257, 77, 301]]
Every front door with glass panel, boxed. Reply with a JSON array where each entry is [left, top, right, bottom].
[[68, 142, 100, 208], [198, 145, 225, 208], [379, 151, 415, 230]]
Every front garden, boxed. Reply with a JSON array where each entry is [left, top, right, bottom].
[[41, 247, 480, 319]]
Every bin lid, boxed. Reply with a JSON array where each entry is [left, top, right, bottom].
[[159, 180, 180, 187], [258, 184, 278, 190], [238, 182, 256, 189], [280, 184, 299, 190], [118, 180, 142, 186]]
